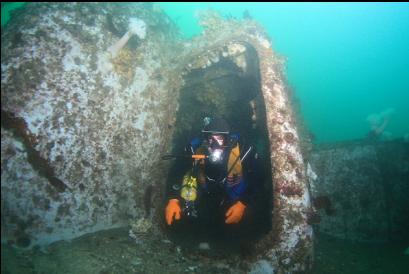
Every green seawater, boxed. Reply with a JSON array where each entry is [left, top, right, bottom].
[[1, 2, 25, 27], [159, 2, 409, 143]]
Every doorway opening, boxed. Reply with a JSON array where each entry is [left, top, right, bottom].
[[164, 44, 273, 256]]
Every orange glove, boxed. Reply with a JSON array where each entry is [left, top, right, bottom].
[[165, 199, 181, 225], [225, 201, 246, 224]]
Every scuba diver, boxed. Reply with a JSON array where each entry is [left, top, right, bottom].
[[366, 108, 395, 141], [164, 116, 257, 239]]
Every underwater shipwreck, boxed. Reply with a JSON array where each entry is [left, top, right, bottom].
[[1, 3, 408, 274]]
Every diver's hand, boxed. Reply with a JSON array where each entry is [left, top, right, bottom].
[[225, 201, 246, 224], [165, 199, 181, 225]]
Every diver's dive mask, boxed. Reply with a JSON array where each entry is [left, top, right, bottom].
[[207, 134, 225, 164]]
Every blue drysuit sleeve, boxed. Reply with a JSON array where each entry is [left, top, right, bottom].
[[225, 176, 248, 202]]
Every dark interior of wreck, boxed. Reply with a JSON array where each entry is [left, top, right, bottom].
[[163, 45, 273, 253]]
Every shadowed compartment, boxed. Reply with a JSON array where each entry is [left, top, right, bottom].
[[163, 44, 273, 256]]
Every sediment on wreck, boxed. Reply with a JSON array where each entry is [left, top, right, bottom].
[[1, 2, 183, 248], [1, 5, 313, 273], [309, 139, 409, 244]]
